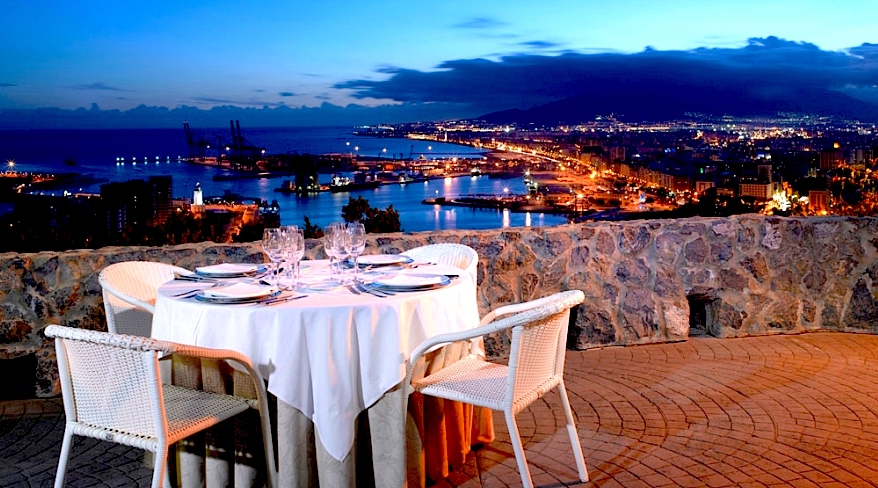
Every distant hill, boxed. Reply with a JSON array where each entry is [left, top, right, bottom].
[[480, 85, 878, 125]]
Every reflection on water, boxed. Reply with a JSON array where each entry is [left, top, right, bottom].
[[2, 127, 570, 231]]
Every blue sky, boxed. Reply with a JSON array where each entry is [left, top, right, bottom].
[[1, 0, 877, 124]]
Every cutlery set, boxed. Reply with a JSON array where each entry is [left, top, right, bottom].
[[348, 282, 395, 298]]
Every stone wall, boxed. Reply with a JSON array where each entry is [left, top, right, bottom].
[[3, 215, 878, 397]]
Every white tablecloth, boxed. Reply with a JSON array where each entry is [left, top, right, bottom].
[[152, 260, 479, 462]]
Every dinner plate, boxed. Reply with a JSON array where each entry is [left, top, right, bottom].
[[194, 282, 280, 304], [356, 254, 414, 267], [195, 289, 282, 304], [371, 273, 451, 291], [195, 263, 267, 278]]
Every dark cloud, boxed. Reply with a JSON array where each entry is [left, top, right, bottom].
[[279, 92, 296, 97], [72, 82, 124, 91], [191, 96, 239, 104], [518, 40, 561, 50], [335, 36, 878, 121], [188, 96, 289, 108], [0, 83, 16, 87], [453, 17, 508, 30]]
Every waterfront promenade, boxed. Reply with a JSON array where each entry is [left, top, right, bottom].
[[3, 332, 878, 487]]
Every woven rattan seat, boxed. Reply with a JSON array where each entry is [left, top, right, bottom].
[[99, 261, 189, 336], [46, 325, 277, 488], [406, 290, 588, 488], [401, 243, 478, 285]]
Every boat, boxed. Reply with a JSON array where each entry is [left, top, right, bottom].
[[329, 173, 382, 193]]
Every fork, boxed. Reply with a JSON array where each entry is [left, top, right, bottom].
[[356, 282, 394, 297]]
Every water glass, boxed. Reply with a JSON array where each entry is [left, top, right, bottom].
[[286, 228, 305, 288], [323, 223, 343, 282], [334, 226, 352, 282], [261, 228, 284, 285], [347, 223, 366, 280]]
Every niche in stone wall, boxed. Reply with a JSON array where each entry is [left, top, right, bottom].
[[687, 293, 721, 337], [0, 353, 37, 399]]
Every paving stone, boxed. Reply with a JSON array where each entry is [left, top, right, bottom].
[[6, 333, 878, 487]]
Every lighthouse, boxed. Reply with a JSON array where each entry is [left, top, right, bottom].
[[191, 182, 204, 214]]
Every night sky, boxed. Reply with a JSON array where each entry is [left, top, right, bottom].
[[2, 0, 877, 126]]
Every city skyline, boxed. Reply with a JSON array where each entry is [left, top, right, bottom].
[[2, 1, 878, 127]]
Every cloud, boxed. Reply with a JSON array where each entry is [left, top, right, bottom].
[[0, 83, 16, 87], [335, 37, 878, 121], [453, 17, 508, 30], [518, 40, 561, 50], [191, 96, 240, 104], [279, 92, 296, 97], [71, 82, 124, 91], [188, 96, 289, 108]]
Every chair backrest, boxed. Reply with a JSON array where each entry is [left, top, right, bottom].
[[402, 244, 478, 284], [497, 290, 584, 413], [99, 261, 188, 336], [46, 325, 171, 440]]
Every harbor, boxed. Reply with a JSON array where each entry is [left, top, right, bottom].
[[0, 127, 570, 231]]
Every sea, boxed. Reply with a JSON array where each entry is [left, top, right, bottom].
[[0, 126, 569, 232]]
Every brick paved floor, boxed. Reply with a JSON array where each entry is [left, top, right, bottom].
[[4, 332, 878, 487]]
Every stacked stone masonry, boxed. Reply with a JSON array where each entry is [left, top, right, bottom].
[[2, 215, 878, 397]]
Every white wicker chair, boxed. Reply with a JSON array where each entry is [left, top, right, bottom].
[[401, 243, 478, 285], [406, 290, 588, 488], [99, 261, 189, 337], [45, 325, 277, 488]]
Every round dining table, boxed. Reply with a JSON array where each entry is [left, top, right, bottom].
[[151, 259, 485, 488]]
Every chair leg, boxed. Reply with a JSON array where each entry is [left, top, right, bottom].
[[53, 426, 75, 488], [152, 447, 168, 488], [558, 382, 589, 482], [504, 410, 534, 488]]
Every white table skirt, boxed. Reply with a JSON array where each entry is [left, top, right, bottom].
[[152, 260, 479, 463]]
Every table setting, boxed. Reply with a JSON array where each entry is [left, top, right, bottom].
[[151, 223, 485, 487]]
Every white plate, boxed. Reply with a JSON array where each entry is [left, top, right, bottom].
[[195, 286, 281, 304], [357, 254, 414, 266], [195, 263, 266, 278], [372, 273, 450, 290], [202, 282, 278, 299]]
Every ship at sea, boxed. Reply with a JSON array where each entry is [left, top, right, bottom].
[[329, 172, 381, 192]]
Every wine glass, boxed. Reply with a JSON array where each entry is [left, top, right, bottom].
[[332, 223, 352, 283], [323, 223, 342, 282], [279, 225, 299, 288], [261, 228, 284, 286], [287, 228, 305, 288], [347, 223, 366, 280]]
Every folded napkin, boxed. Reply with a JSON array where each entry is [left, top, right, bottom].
[[196, 263, 261, 275], [201, 282, 276, 299], [373, 274, 444, 288]]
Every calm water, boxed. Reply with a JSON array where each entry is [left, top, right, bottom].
[[0, 127, 569, 231]]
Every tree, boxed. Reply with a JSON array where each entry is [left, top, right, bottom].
[[302, 216, 323, 239], [341, 196, 371, 223], [340, 196, 402, 233]]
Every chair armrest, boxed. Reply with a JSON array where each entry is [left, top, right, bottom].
[[168, 344, 266, 385], [406, 315, 518, 383], [103, 286, 157, 314], [478, 293, 563, 326]]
